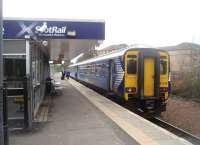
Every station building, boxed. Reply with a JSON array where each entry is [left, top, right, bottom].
[[3, 18, 105, 128]]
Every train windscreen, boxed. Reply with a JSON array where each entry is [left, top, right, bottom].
[[160, 60, 167, 75], [127, 55, 137, 74]]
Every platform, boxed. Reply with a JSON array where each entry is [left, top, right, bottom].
[[10, 79, 192, 145]]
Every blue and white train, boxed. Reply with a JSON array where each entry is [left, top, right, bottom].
[[68, 47, 170, 116]]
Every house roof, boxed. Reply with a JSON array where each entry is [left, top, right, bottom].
[[159, 42, 200, 51]]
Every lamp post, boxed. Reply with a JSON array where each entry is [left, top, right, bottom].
[[0, 0, 4, 143]]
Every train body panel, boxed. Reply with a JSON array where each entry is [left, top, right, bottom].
[[70, 66, 78, 78], [159, 51, 169, 100], [124, 50, 139, 100], [111, 56, 125, 98], [77, 60, 110, 91]]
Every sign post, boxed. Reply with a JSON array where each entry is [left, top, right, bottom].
[[0, 0, 4, 143]]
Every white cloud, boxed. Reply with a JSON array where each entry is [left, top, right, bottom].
[[4, 0, 200, 47]]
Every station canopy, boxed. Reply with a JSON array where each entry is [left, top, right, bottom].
[[3, 18, 105, 64]]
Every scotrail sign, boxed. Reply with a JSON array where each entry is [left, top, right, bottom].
[[35, 22, 67, 37], [3, 19, 105, 40]]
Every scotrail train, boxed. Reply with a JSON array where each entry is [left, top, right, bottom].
[[68, 47, 170, 117]]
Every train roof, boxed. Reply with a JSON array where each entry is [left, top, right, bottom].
[[69, 48, 128, 67], [68, 47, 167, 67]]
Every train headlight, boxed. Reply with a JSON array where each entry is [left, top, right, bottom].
[[160, 87, 168, 92], [125, 87, 136, 93]]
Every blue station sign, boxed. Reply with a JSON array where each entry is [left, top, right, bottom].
[[3, 19, 105, 40]]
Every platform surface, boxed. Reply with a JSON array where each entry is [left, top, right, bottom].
[[10, 79, 192, 145], [10, 79, 138, 145], [68, 79, 192, 145]]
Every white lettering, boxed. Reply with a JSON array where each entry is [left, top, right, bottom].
[[35, 22, 67, 35]]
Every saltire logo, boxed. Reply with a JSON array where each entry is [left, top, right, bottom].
[[16, 21, 67, 38]]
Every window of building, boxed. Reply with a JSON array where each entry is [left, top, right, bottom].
[[4, 58, 26, 79]]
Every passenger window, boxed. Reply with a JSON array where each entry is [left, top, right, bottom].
[[160, 60, 167, 75], [127, 55, 137, 74]]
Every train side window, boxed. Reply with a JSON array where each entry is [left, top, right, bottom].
[[160, 60, 167, 75], [127, 55, 137, 74]]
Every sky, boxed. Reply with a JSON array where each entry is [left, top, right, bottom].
[[3, 0, 200, 49]]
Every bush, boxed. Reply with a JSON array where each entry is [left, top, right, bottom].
[[172, 68, 200, 100]]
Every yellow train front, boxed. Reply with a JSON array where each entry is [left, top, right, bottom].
[[69, 48, 170, 117], [123, 48, 169, 116]]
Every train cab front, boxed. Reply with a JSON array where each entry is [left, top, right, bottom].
[[124, 49, 170, 117]]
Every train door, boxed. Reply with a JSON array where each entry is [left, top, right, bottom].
[[144, 57, 155, 97]]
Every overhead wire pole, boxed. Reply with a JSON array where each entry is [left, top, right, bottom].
[[0, 0, 4, 144]]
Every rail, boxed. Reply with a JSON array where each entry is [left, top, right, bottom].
[[150, 117, 200, 145]]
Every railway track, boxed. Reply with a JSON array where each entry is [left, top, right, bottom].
[[150, 117, 200, 145]]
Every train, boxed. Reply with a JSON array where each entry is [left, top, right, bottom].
[[68, 47, 170, 117]]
